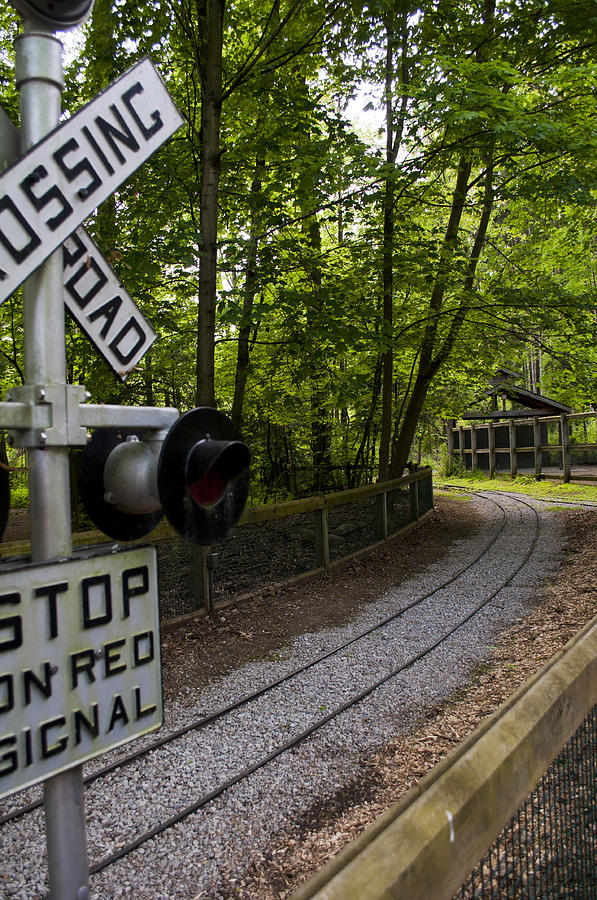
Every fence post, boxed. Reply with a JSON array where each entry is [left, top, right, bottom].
[[533, 417, 542, 478], [410, 478, 420, 522], [315, 504, 330, 569], [488, 422, 496, 478], [509, 420, 518, 476], [561, 414, 571, 483], [375, 490, 388, 541], [191, 544, 213, 612], [458, 426, 465, 466]]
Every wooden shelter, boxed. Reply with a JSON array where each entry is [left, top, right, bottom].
[[446, 368, 578, 481]]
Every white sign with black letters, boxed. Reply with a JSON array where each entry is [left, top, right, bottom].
[[0, 545, 162, 800], [63, 228, 157, 379], [0, 56, 183, 305], [0, 105, 158, 378]]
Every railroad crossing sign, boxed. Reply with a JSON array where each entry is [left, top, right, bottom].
[[0, 18, 248, 897], [0, 69, 165, 378], [0, 109, 158, 380], [0, 56, 183, 306], [0, 545, 161, 800]]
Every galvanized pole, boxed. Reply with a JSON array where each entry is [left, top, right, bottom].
[[15, 23, 89, 900]]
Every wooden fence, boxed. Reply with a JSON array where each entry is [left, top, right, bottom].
[[292, 613, 597, 900], [447, 411, 597, 482], [0, 467, 434, 624]]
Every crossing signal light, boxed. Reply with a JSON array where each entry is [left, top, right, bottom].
[[79, 408, 250, 545], [9, 0, 95, 28]]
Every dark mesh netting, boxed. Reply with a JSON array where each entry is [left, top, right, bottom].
[[458, 704, 597, 899], [476, 428, 489, 450], [495, 451, 512, 471], [387, 487, 411, 534], [156, 536, 195, 619], [494, 426, 510, 449], [211, 514, 317, 602], [327, 497, 377, 563]]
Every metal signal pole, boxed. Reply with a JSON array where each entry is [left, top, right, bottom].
[[15, 23, 89, 899]]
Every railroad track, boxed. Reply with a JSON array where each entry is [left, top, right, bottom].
[[437, 482, 597, 510], [0, 492, 553, 898]]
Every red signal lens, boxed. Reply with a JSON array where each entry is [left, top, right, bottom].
[[188, 467, 226, 507], [185, 439, 250, 509]]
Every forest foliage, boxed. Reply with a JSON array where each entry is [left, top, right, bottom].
[[0, 0, 596, 501]]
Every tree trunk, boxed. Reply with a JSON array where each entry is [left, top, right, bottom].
[[378, 9, 409, 481], [297, 116, 332, 491], [195, 0, 225, 407], [378, 174, 394, 481], [231, 155, 265, 429], [389, 147, 495, 478], [351, 355, 383, 487]]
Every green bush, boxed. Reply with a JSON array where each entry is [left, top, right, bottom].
[[10, 486, 28, 509]]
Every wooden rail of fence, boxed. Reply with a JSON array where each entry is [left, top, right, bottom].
[[292, 612, 597, 900]]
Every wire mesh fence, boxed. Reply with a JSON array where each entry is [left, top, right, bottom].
[[212, 513, 318, 602], [0, 468, 433, 623], [155, 467, 433, 622], [457, 702, 597, 899], [155, 536, 195, 620], [328, 498, 378, 563], [386, 486, 412, 534]]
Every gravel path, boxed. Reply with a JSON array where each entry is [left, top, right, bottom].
[[0, 493, 565, 899]]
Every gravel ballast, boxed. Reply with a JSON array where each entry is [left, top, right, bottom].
[[0, 493, 567, 898]]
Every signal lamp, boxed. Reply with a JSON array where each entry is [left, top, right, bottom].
[[10, 0, 95, 28], [79, 407, 250, 545]]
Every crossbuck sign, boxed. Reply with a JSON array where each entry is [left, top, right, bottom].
[[0, 56, 183, 306], [0, 106, 159, 379]]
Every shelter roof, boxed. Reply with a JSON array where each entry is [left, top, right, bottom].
[[461, 370, 571, 420]]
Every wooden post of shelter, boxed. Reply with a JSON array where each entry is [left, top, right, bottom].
[[470, 424, 478, 472], [457, 426, 465, 467], [446, 421, 454, 472], [509, 420, 517, 477], [561, 414, 571, 483], [533, 417, 542, 478], [488, 421, 496, 478]]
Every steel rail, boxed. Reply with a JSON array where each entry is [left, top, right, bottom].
[[85, 493, 541, 877], [0, 491, 507, 828]]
